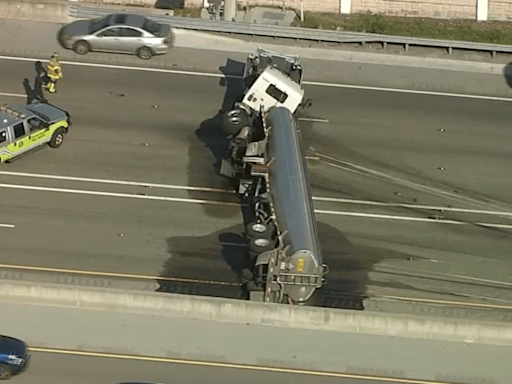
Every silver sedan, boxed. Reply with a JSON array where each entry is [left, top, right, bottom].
[[57, 14, 174, 60]]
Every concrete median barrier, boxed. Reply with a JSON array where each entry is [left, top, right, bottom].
[[0, 0, 69, 23], [1, 279, 512, 347]]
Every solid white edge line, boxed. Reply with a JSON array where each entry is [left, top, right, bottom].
[[303, 81, 512, 102], [0, 55, 511, 102], [314, 209, 512, 229], [0, 224, 15, 228]]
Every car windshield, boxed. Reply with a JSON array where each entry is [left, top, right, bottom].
[[89, 17, 110, 33], [142, 18, 161, 35]]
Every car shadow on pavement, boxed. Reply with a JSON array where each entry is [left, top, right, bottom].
[[504, 62, 512, 88]]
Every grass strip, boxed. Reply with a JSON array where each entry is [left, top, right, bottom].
[[294, 12, 512, 45]]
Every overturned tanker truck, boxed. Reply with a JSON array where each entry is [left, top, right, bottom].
[[219, 48, 329, 305]]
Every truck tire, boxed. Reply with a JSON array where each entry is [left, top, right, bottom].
[[246, 222, 274, 240], [49, 128, 65, 148], [249, 237, 275, 258], [240, 268, 254, 283], [223, 108, 249, 135], [0, 364, 12, 380]]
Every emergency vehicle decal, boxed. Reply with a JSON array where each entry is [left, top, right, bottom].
[[0, 120, 68, 163]]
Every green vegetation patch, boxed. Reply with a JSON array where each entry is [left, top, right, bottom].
[[294, 12, 512, 45], [172, 7, 202, 18]]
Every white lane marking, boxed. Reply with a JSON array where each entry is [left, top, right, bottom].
[[0, 224, 15, 228], [315, 209, 512, 229], [313, 196, 512, 217], [0, 183, 510, 229], [0, 55, 511, 102], [0, 55, 226, 78], [304, 81, 512, 102], [0, 171, 236, 194], [0, 92, 24, 98], [298, 117, 330, 123], [316, 151, 512, 214], [0, 183, 240, 207], [2, 171, 512, 217], [446, 273, 512, 287], [221, 242, 248, 247]]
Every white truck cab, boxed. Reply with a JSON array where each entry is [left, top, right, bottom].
[[242, 66, 305, 114]]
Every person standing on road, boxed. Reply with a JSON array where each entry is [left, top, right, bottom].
[[45, 53, 63, 93], [34, 61, 49, 103]]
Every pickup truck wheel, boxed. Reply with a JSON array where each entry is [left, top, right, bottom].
[[0, 364, 12, 380], [49, 128, 65, 148], [246, 222, 274, 240], [73, 40, 90, 55]]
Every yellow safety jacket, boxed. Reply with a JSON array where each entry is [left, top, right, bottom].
[[47, 60, 63, 81]]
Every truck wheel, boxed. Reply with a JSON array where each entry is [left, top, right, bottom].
[[240, 268, 254, 283], [49, 128, 65, 148], [0, 364, 12, 380], [249, 237, 275, 258], [223, 108, 249, 135], [246, 222, 274, 240], [73, 40, 90, 55]]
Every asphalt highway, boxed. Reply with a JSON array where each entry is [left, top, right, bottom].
[[6, 350, 466, 384], [0, 55, 512, 309]]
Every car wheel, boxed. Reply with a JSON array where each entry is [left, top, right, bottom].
[[0, 364, 12, 380], [49, 128, 65, 149], [137, 47, 152, 60], [73, 40, 90, 55]]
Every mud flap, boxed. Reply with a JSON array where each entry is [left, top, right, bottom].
[[219, 158, 235, 178]]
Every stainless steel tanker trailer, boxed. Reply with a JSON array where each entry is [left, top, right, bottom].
[[219, 48, 328, 305]]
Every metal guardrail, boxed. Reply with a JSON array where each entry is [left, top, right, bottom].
[[69, 4, 512, 56]]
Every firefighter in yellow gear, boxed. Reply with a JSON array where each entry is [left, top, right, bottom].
[[45, 53, 63, 94]]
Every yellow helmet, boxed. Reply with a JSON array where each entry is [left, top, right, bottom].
[[50, 52, 59, 66]]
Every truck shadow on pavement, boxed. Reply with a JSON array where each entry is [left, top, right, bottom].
[[156, 223, 250, 299], [163, 59, 256, 296], [184, 59, 247, 219], [158, 218, 391, 310]]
